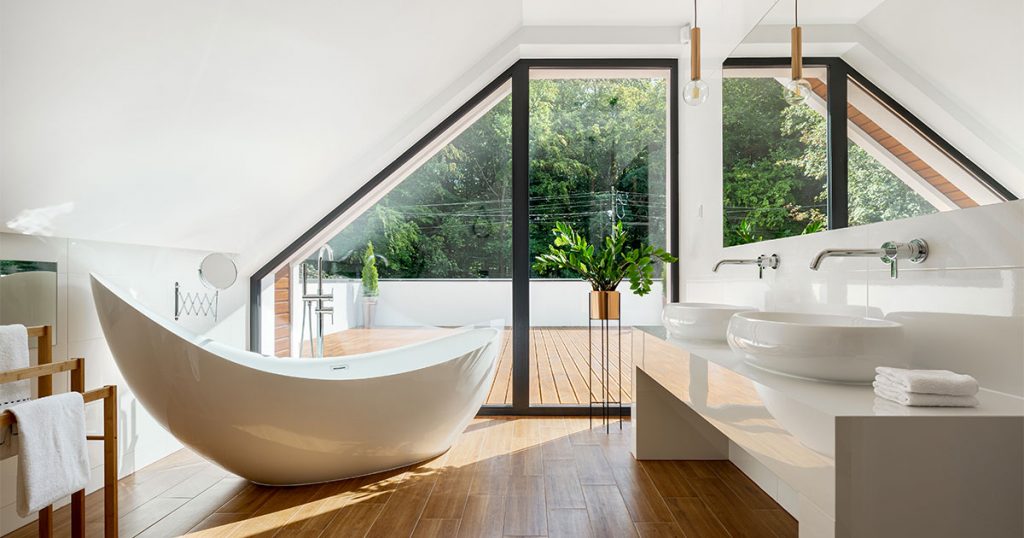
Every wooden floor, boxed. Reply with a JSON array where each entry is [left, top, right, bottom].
[[5, 418, 795, 538], [307, 328, 634, 406]]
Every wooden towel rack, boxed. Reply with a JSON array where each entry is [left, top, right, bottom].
[[0, 325, 118, 538]]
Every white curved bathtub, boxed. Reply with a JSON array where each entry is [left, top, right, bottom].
[[90, 274, 501, 485]]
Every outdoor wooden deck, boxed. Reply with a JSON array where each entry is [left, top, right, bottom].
[[311, 328, 634, 406]]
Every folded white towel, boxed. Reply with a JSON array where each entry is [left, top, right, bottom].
[[873, 382, 979, 407], [0, 325, 31, 407], [8, 392, 90, 517], [875, 367, 978, 396]]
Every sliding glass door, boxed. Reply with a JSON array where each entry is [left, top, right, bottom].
[[526, 67, 672, 409]]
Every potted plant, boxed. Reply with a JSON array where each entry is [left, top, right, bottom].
[[361, 242, 379, 328], [533, 221, 677, 320]]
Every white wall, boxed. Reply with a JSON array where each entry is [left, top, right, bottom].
[[0, 232, 244, 534]]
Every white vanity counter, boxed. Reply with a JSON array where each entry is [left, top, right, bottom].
[[630, 326, 1024, 538]]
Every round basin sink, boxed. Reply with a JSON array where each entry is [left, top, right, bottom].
[[662, 303, 756, 342], [726, 311, 907, 383]]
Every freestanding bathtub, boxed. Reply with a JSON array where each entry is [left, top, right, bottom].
[[90, 274, 501, 485]]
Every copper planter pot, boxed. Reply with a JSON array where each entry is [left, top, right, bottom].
[[589, 290, 621, 320]]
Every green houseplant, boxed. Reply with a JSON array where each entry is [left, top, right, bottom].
[[361, 242, 379, 328], [533, 221, 677, 319]]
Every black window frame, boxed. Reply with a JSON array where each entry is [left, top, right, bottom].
[[722, 57, 1015, 236], [249, 58, 680, 416]]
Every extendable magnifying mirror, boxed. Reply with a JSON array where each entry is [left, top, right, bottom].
[[198, 253, 237, 290]]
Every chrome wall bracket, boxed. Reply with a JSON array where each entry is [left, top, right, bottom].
[[879, 239, 928, 279]]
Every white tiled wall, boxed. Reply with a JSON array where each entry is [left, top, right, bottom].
[[0, 233, 245, 534], [679, 72, 1024, 521]]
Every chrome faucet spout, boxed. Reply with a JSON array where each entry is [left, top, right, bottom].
[[713, 258, 757, 272], [808, 248, 887, 270], [713, 254, 780, 279]]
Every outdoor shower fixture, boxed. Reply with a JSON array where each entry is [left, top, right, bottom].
[[300, 245, 335, 357]]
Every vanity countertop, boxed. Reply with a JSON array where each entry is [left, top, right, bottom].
[[634, 325, 1024, 419], [632, 325, 1024, 536]]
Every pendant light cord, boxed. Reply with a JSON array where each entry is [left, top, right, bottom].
[[693, 0, 698, 27], [794, 0, 798, 27]]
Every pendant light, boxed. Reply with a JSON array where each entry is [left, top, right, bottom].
[[683, 0, 708, 106], [784, 0, 812, 105]]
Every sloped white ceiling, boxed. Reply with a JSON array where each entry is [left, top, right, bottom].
[[0, 0, 522, 255], [0, 0, 776, 271]]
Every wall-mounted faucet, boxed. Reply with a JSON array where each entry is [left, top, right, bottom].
[[809, 239, 928, 279], [713, 254, 780, 279]]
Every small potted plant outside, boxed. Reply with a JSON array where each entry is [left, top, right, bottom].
[[533, 221, 677, 321], [361, 242, 379, 328]]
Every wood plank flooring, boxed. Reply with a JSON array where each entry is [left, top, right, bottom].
[[307, 328, 633, 406], [4, 418, 795, 538]]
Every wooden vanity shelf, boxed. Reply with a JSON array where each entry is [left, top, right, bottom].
[[0, 325, 118, 538]]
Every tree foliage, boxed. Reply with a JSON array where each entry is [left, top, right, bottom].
[[312, 78, 669, 279]]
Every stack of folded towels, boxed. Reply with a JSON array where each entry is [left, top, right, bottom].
[[873, 366, 979, 407]]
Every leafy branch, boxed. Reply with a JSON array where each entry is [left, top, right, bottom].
[[532, 221, 677, 296]]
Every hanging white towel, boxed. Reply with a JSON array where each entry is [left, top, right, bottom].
[[0, 325, 31, 406], [8, 392, 90, 517], [873, 381, 979, 408], [875, 367, 978, 396], [0, 324, 31, 460]]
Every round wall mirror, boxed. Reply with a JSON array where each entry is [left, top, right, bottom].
[[198, 253, 237, 290]]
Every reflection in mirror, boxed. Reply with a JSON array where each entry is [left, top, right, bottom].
[[0, 260, 58, 347], [723, 0, 1021, 247], [723, 65, 829, 246]]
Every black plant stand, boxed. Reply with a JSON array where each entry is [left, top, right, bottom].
[[589, 291, 623, 433]]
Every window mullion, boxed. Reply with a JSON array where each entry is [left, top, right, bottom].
[[510, 61, 531, 413], [826, 60, 850, 229]]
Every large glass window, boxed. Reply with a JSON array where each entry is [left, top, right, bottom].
[[253, 60, 678, 414]]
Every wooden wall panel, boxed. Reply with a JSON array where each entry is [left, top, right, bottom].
[[273, 266, 290, 357]]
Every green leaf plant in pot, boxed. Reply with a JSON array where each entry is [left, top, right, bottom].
[[533, 221, 677, 321], [361, 242, 379, 328]]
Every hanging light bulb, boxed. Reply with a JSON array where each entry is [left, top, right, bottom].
[[784, 0, 811, 105], [683, 0, 708, 106]]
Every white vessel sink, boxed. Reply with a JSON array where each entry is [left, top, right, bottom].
[[726, 311, 907, 383], [662, 303, 756, 342]]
